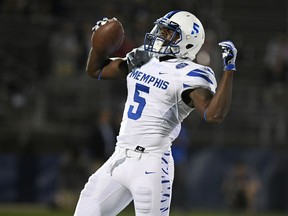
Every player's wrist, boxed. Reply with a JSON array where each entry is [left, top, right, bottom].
[[224, 63, 236, 71]]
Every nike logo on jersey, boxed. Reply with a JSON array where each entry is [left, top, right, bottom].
[[145, 171, 157, 174], [158, 72, 167, 75]]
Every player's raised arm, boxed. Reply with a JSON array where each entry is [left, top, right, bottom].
[[86, 18, 129, 80], [191, 40, 237, 123]]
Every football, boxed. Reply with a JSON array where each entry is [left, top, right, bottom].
[[91, 18, 125, 56]]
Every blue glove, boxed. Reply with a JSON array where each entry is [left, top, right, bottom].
[[218, 40, 237, 71]]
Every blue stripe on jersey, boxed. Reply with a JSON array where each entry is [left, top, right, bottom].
[[187, 70, 213, 84], [164, 10, 181, 18], [162, 157, 168, 164], [164, 152, 170, 156], [183, 83, 192, 88], [162, 168, 168, 175], [160, 151, 171, 214], [161, 207, 169, 212], [205, 67, 214, 75], [193, 68, 214, 75]]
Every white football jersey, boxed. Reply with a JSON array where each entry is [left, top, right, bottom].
[[116, 56, 217, 153]]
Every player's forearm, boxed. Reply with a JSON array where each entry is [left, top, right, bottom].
[[86, 48, 109, 79], [86, 47, 129, 80], [205, 71, 234, 123]]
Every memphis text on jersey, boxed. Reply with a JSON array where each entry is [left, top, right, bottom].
[[128, 70, 169, 90]]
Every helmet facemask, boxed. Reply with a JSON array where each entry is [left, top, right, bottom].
[[144, 18, 181, 56]]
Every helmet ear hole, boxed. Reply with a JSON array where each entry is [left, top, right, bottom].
[[186, 44, 193, 49]]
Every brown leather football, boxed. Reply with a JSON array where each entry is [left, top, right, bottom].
[[91, 18, 125, 56]]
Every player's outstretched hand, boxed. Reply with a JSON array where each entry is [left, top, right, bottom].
[[92, 17, 117, 32], [218, 40, 237, 71]]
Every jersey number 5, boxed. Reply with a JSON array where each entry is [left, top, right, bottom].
[[128, 83, 150, 120]]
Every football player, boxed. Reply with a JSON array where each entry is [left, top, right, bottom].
[[74, 10, 237, 216]]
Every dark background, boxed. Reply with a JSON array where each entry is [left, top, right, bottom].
[[0, 0, 287, 213]]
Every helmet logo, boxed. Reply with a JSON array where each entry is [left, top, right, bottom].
[[191, 23, 200, 35]]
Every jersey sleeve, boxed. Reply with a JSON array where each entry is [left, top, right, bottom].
[[181, 66, 217, 94]]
